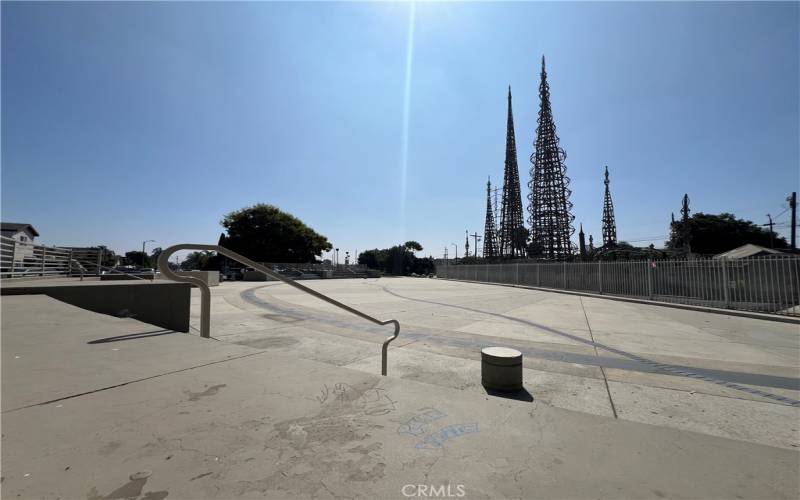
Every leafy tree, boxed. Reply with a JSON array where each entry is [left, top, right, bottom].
[[150, 247, 163, 270], [221, 204, 332, 262], [667, 212, 788, 255], [358, 242, 433, 275], [124, 251, 150, 268], [404, 241, 423, 252], [181, 251, 213, 270]]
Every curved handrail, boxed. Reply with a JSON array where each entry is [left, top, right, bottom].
[[158, 244, 400, 376]]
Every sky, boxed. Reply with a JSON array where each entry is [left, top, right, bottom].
[[2, 1, 798, 260]]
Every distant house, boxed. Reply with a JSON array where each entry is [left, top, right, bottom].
[[1, 222, 40, 262], [713, 244, 786, 260], [1, 222, 39, 244]]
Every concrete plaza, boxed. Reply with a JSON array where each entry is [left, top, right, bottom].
[[2, 277, 798, 499]]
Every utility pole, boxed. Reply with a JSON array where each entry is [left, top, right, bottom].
[[451, 243, 458, 261], [789, 192, 797, 250], [765, 215, 775, 248], [471, 231, 482, 258]]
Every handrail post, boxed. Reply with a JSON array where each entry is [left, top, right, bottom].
[[41, 247, 46, 276]]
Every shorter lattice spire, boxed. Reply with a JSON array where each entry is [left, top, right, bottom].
[[601, 166, 617, 247], [464, 230, 470, 259], [483, 177, 499, 259]]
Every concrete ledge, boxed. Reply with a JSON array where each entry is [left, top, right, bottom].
[[1, 281, 191, 332], [100, 273, 154, 281], [438, 278, 800, 324], [175, 270, 219, 287]]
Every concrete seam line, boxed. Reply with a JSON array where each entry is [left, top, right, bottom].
[[579, 296, 618, 419], [2, 350, 269, 414]]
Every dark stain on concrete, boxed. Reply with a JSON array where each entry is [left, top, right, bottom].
[[99, 440, 122, 455], [86, 472, 168, 500], [185, 384, 226, 402], [237, 336, 299, 350], [189, 472, 213, 481]]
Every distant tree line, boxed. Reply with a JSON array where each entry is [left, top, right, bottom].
[[358, 241, 435, 275]]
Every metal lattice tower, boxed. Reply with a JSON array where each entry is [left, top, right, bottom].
[[527, 56, 574, 259], [499, 86, 527, 257], [464, 230, 470, 258], [601, 166, 617, 247], [483, 177, 499, 258]]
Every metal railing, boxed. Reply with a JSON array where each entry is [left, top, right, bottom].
[[437, 256, 800, 317], [0, 236, 105, 279], [158, 244, 400, 375]]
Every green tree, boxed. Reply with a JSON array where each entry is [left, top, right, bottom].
[[181, 251, 213, 270], [667, 212, 789, 255], [124, 251, 150, 268], [404, 241, 423, 252], [357, 242, 432, 275], [221, 204, 332, 263]]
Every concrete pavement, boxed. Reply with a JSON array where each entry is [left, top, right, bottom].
[[2, 278, 799, 499]]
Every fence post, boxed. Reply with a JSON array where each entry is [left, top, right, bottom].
[[563, 261, 567, 289], [10, 239, 17, 277], [515, 262, 519, 285], [598, 261, 603, 294], [722, 258, 730, 308], [68, 249, 73, 277], [41, 246, 46, 276], [647, 260, 653, 299], [96, 247, 102, 276]]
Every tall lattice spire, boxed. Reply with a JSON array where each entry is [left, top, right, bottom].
[[464, 230, 470, 258], [499, 86, 527, 258], [601, 166, 617, 247], [483, 177, 499, 259], [527, 55, 574, 259]]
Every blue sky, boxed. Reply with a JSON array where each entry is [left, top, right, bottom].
[[2, 1, 798, 260]]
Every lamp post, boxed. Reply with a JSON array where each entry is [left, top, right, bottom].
[[451, 243, 458, 261]]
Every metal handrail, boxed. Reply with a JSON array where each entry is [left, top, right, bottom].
[[157, 244, 400, 376]]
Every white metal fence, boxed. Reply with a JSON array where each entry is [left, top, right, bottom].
[[0, 236, 105, 279], [436, 256, 800, 317]]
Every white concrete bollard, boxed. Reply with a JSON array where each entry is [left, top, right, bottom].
[[481, 347, 523, 391]]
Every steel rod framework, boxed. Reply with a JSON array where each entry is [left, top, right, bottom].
[[483, 177, 499, 258], [601, 166, 617, 247], [527, 56, 574, 259], [499, 86, 527, 258]]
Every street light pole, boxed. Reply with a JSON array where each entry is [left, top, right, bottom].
[[451, 243, 458, 261]]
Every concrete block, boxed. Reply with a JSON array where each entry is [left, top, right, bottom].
[[243, 270, 272, 281], [481, 346, 523, 391], [175, 270, 220, 287], [1, 281, 191, 332]]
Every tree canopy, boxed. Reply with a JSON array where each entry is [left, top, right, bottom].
[[667, 212, 788, 255], [220, 204, 332, 262], [358, 244, 434, 276]]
